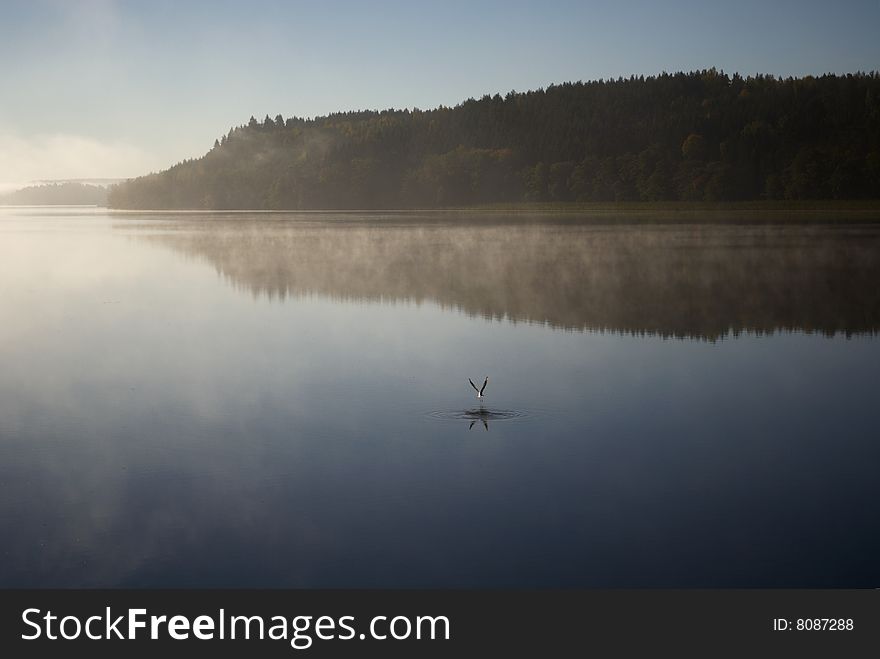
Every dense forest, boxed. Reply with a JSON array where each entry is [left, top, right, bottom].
[[1, 182, 108, 206], [109, 70, 880, 209]]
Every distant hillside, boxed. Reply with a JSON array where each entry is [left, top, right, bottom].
[[109, 70, 880, 210], [1, 182, 108, 206]]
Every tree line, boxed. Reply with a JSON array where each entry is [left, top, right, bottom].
[[108, 70, 880, 209], [1, 182, 107, 206]]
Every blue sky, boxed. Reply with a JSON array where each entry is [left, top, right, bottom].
[[1, 0, 879, 187]]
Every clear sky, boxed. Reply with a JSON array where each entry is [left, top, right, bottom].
[[1, 0, 879, 189]]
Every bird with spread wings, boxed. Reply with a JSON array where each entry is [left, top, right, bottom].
[[468, 376, 489, 400]]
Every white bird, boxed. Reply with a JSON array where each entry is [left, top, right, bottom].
[[468, 376, 489, 400]]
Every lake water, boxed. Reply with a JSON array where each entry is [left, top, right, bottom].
[[1, 206, 878, 587]]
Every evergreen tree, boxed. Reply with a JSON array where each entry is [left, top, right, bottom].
[[108, 70, 880, 210]]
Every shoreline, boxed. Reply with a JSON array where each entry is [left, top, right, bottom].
[[6, 201, 880, 223]]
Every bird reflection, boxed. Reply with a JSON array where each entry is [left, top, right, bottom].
[[467, 407, 490, 431]]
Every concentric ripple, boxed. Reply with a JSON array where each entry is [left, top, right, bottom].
[[426, 408, 531, 422]]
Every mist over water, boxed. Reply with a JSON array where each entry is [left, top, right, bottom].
[[0, 207, 878, 587], [131, 212, 880, 338]]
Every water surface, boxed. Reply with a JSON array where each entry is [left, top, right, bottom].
[[0, 207, 878, 587]]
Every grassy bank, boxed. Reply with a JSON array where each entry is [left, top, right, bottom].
[[464, 199, 880, 212], [431, 200, 880, 223]]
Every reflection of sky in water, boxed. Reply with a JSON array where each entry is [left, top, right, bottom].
[[0, 209, 878, 587]]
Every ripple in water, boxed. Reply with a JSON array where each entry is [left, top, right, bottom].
[[427, 408, 531, 422]]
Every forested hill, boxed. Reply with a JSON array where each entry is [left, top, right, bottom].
[[1, 182, 108, 206], [109, 70, 880, 209]]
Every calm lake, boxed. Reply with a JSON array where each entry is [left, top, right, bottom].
[[1, 206, 878, 587]]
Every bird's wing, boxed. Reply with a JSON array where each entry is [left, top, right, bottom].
[[469, 378, 480, 393], [480, 377, 489, 395], [482, 418, 489, 431], [469, 420, 476, 430]]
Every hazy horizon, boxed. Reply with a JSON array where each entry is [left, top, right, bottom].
[[2, 0, 880, 191]]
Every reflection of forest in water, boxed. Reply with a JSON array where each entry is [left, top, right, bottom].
[[129, 216, 880, 339]]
